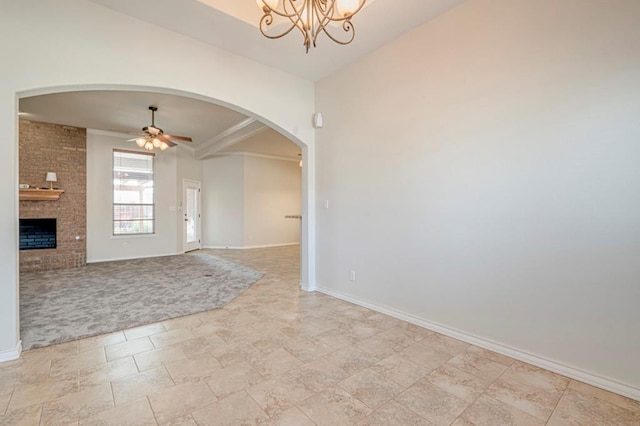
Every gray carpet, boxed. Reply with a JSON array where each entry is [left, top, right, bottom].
[[20, 252, 264, 350]]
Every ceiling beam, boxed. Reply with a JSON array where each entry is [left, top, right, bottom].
[[195, 118, 268, 160]]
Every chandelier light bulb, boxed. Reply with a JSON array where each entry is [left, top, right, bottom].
[[160, 142, 169, 151], [136, 138, 146, 147], [144, 141, 154, 151], [336, 0, 360, 16], [152, 138, 161, 148], [256, 0, 279, 10]]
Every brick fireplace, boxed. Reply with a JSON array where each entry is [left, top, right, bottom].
[[19, 120, 87, 272]]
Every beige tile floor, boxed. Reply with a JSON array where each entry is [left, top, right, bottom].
[[2, 245, 639, 425]]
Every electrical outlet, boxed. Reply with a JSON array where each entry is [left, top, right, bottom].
[[350, 270, 356, 282], [324, 199, 329, 209]]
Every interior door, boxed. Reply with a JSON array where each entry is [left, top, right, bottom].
[[183, 179, 201, 253]]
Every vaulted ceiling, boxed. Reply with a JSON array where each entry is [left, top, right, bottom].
[[88, 0, 465, 81], [19, 0, 466, 157]]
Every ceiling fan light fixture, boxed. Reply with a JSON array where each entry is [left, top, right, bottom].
[[257, 0, 367, 52], [127, 106, 193, 152]]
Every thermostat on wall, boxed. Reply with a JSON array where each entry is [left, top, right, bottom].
[[19, 184, 30, 189]]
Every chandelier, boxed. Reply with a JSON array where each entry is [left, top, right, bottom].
[[256, 0, 367, 53]]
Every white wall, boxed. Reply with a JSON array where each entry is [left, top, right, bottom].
[[202, 154, 301, 248], [315, 0, 640, 397], [202, 155, 245, 248], [0, 0, 315, 360], [86, 131, 179, 262], [244, 155, 301, 247], [177, 146, 204, 184]]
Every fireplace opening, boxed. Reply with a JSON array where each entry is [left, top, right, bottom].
[[20, 218, 57, 250]]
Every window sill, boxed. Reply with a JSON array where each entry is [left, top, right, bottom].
[[111, 233, 157, 239]]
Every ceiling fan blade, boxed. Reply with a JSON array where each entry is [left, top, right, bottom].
[[157, 135, 177, 147], [163, 134, 192, 143]]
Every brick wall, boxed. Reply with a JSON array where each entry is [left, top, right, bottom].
[[19, 120, 87, 272]]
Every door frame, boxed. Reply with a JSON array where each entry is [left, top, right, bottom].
[[182, 179, 202, 253]]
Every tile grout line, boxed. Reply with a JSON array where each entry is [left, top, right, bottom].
[[76, 366, 81, 396], [245, 389, 271, 419], [109, 380, 116, 410], [3, 388, 15, 416], [296, 406, 317, 425], [145, 396, 160, 425], [36, 403, 44, 426], [448, 352, 514, 424], [343, 384, 397, 421], [389, 392, 432, 423], [544, 384, 570, 425], [504, 361, 571, 394], [567, 381, 640, 415], [292, 390, 322, 422], [203, 375, 222, 403]]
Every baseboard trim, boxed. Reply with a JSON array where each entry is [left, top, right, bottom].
[[300, 280, 316, 292], [204, 243, 300, 250], [87, 252, 179, 264], [316, 286, 640, 402], [0, 341, 22, 363]]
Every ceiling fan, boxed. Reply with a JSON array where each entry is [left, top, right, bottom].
[[127, 106, 192, 151]]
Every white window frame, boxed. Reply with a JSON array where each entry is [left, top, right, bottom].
[[112, 149, 155, 236]]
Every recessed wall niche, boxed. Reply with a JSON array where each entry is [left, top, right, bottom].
[[18, 120, 87, 272]]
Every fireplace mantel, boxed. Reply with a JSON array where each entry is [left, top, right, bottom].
[[19, 189, 65, 201]]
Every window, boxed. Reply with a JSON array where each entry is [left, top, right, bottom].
[[113, 149, 154, 235]]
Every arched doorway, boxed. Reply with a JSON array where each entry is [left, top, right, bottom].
[[3, 84, 316, 361]]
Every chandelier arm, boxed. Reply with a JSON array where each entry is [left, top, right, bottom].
[[310, 0, 356, 46], [286, 0, 309, 34], [320, 19, 356, 45], [257, 0, 366, 51], [307, 0, 328, 45], [312, 1, 332, 29], [259, 10, 309, 40], [313, 0, 335, 23]]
